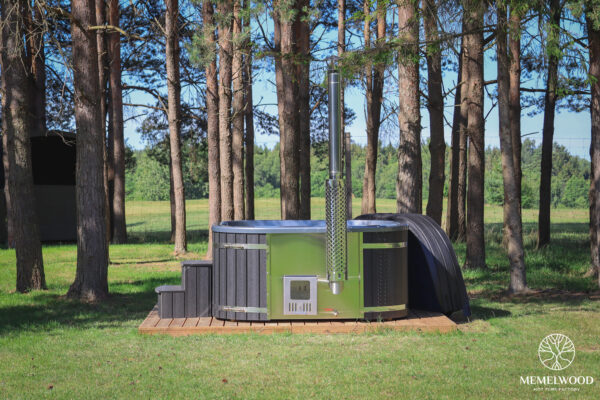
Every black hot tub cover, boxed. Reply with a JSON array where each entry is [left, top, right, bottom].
[[356, 213, 471, 318]]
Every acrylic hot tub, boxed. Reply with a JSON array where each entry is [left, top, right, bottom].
[[211, 220, 408, 321]]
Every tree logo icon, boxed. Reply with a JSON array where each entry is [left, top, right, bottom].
[[538, 334, 575, 371]]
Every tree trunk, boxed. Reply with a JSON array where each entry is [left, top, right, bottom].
[[361, 0, 385, 215], [232, 0, 245, 220], [1, 36, 12, 248], [1, 100, 13, 248], [109, 0, 126, 243], [166, 0, 187, 253], [509, 9, 522, 213], [457, 125, 468, 241], [273, 0, 300, 220], [68, 0, 109, 300], [537, 0, 560, 249], [446, 43, 463, 240], [95, 0, 110, 246], [204, 0, 220, 258], [361, 0, 374, 214], [243, 1, 254, 221], [339, 0, 351, 219], [169, 160, 176, 243], [107, 77, 114, 242], [1, 0, 46, 291], [345, 132, 352, 218], [26, 3, 46, 137], [497, 3, 527, 293], [457, 37, 469, 242], [218, 0, 234, 221], [587, 12, 600, 288], [2, 7, 12, 249], [464, 0, 485, 269], [297, 0, 311, 220], [396, 0, 422, 214], [423, 0, 445, 226]]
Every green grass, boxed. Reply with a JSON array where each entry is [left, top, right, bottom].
[[1, 199, 599, 399]]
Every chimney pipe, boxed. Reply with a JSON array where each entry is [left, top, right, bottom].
[[325, 66, 347, 295]]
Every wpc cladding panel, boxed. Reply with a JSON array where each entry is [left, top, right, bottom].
[[212, 232, 267, 321], [363, 230, 408, 321], [181, 261, 211, 318], [363, 229, 407, 244]]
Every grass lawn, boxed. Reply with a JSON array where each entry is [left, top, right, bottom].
[[0, 199, 599, 399]]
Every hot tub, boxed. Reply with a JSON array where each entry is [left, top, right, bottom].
[[211, 220, 408, 321]]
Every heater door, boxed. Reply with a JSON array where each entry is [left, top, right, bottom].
[[283, 276, 317, 315]]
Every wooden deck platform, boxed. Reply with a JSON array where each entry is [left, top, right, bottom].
[[138, 307, 457, 336]]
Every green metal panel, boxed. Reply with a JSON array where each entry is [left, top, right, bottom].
[[267, 232, 362, 319]]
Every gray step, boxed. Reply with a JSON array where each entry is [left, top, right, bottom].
[[156, 285, 185, 318], [181, 261, 212, 318]]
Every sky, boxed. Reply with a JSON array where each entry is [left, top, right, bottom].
[[123, 10, 593, 161]]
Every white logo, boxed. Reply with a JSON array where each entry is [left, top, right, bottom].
[[538, 334, 575, 371]]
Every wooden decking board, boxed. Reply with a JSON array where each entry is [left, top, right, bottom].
[[183, 318, 200, 328], [139, 308, 457, 336]]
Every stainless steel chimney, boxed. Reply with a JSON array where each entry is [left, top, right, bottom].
[[325, 67, 347, 295]]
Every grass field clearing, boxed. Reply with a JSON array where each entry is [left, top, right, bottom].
[[0, 199, 598, 398]]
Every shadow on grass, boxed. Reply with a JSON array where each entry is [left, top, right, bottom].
[[469, 305, 512, 320], [0, 276, 175, 336]]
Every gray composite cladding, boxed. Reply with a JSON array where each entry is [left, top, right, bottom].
[[363, 230, 408, 321], [155, 261, 212, 319], [212, 232, 267, 321], [182, 261, 212, 317], [156, 285, 185, 319]]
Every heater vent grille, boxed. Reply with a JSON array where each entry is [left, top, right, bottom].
[[326, 179, 347, 282]]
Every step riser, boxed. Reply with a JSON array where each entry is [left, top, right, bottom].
[[156, 261, 212, 319]]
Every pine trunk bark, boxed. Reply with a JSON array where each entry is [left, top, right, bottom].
[[166, 0, 187, 253], [107, 82, 114, 241], [204, 1, 220, 258], [218, 0, 234, 221], [538, 0, 560, 248], [1, 45, 12, 247], [68, 0, 109, 300], [457, 37, 469, 242], [1, 96, 12, 247], [26, 3, 46, 137], [95, 0, 110, 245], [243, 3, 254, 221], [396, 0, 422, 214], [464, 0, 485, 269], [339, 0, 351, 219], [109, 0, 126, 243], [232, 0, 245, 220], [423, 0, 445, 226], [297, 0, 311, 220], [361, 0, 375, 214], [1, 0, 46, 291], [497, 3, 527, 293], [361, 0, 385, 215], [587, 12, 600, 288], [274, 0, 300, 220], [169, 160, 176, 243], [446, 44, 463, 239], [509, 10, 522, 213]]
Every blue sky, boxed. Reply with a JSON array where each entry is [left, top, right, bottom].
[[124, 63, 592, 160], [124, 10, 593, 161]]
